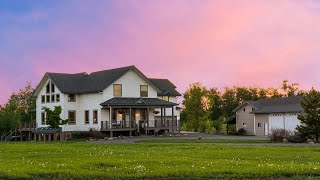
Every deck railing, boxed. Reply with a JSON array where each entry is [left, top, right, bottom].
[[19, 122, 36, 129], [101, 120, 136, 130], [101, 119, 179, 130]]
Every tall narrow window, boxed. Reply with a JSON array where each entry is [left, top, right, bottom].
[[51, 94, 55, 103], [93, 110, 98, 124], [51, 82, 55, 93], [41, 95, 45, 104], [46, 83, 50, 94], [162, 96, 169, 101], [68, 111, 76, 125], [46, 95, 50, 103], [140, 85, 148, 97], [85, 111, 89, 124], [41, 112, 46, 125], [56, 94, 60, 102], [68, 94, 76, 102], [113, 84, 122, 97]]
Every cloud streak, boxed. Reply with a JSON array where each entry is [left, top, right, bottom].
[[1, 0, 320, 104]]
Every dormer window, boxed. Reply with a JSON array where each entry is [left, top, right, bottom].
[[113, 84, 122, 97], [140, 85, 148, 97], [68, 94, 76, 102]]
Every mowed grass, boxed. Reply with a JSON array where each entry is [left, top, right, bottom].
[[0, 142, 320, 179], [135, 139, 272, 144]]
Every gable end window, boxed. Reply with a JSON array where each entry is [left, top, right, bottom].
[[140, 85, 148, 97], [41, 95, 45, 104], [46, 83, 50, 94], [51, 94, 55, 103], [113, 84, 122, 97], [46, 95, 50, 103], [68, 94, 76, 102], [68, 111, 76, 125], [51, 82, 55, 93]]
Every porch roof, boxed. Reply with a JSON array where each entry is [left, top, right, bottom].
[[32, 127, 61, 134], [100, 97, 177, 107]]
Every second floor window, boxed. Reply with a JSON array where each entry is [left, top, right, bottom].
[[68, 94, 76, 102], [41, 95, 45, 104], [46, 83, 50, 94], [41, 112, 46, 125], [162, 96, 169, 101], [113, 84, 122, 97], [140, 85, 148, 97], [56, 94, 60, 102]]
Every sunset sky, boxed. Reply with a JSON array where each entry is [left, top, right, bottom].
[[1, 0, 320, 104]]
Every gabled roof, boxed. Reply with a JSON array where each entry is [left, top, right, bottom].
[[100, 97, 177, 107], [148, 78, 181, 96], [232, 96, 304, 114], [33, 66, 180, 97]]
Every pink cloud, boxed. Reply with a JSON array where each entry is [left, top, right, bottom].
[[2, 1, 320, 104]]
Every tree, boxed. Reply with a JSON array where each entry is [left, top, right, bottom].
[[0, 82, 36, 135], [182, 83, 208, 132], [281, 80, 300, 97], [42, 106, 68, 129], [297, 88, 320, 142], [207, 88, 223, 121]]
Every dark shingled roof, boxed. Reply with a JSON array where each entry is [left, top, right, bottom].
[[100, 98, 177, 107], [35, 66, 181, 96], [233, 96, 304, 114], [32, 127, 61, 134], [47, 66, 134, 94], [149, 78, 181, 96]]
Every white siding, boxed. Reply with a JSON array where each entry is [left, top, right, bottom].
[[102, 70, 158, 100]]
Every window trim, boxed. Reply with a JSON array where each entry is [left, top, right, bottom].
[[41, 112, 46, 125], [93, 110, 98, 124], [140, 85, 148, 97], [46, 95, 50, 103], [56, 94, 60, 103], [113, 84, 122, 97], [41, 95, 45, 104], [51, 82, 55, 93], [68, 111, 76, 125], [68, 94, 76, 102], [51, 94, 55, 103], [84, 110, 90, 124]]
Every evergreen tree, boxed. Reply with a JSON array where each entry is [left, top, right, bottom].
[[297, 88, 320, 142]]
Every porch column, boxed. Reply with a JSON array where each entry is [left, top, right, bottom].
[[146, 107, 149, 135], [172, 107, 175, 132], [39, 134, 42, 141], [34, 133, 37, 141], [129, 107, 132, 137], [109, 107, 112, 129], [28, 131, 31, 141], [161, 108, 163, 127], [164, 108, 167, 127], [48, 134, 52, 142]]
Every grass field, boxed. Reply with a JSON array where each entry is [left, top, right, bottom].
[[0, 142, 320, 179], [135, 139, 272, 144]]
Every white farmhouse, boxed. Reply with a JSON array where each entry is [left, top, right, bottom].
[[32, 66, 181, 139]]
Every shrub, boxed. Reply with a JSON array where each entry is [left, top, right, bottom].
[[238, 128, 246, 135], [288, 133, 306, 143], [270, 129, 293, 142]]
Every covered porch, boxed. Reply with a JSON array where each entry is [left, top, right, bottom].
[[100, 98, 179, 137]]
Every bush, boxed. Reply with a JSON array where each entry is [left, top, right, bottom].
[[270, 129, 293, 142], [288, 133, 306, 143], [238, 128, 246, 135]]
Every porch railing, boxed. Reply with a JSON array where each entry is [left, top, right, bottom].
[[101, 120, 136, 130], [19, 122, 36, 129]]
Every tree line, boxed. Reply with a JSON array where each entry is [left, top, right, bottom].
[[181, 80, 305, 133], [0, 83, 35, 136]]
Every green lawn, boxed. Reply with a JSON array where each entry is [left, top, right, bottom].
[[0, 142, 320, 179], [135, 139, 272, 144]]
